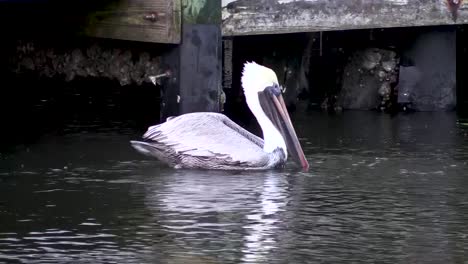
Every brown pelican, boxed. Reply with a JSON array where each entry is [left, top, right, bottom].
[[130, 62, 309, 170]]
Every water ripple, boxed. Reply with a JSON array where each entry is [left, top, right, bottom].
[[1, 112, 468, 263]]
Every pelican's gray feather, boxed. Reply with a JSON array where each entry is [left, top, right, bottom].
[[131, 112, 284, 170]]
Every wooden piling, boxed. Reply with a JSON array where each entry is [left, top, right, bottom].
[[177, 0, 222, 114]]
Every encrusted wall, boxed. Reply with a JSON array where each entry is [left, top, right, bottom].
[[10, 40, 166, 86]]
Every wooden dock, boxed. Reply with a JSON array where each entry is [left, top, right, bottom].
[[1, 0, 468, 115]]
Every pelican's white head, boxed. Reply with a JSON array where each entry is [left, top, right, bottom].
[[241, 62, 281, 124], [241, 61, 279, 97]]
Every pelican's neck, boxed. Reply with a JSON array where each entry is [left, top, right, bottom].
[[246, 92, 287, 156]]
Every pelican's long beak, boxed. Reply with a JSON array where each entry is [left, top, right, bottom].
[[258, 85, 309, 170]]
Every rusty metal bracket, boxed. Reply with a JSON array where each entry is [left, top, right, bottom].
[[143, 12, 159, 22], [447, 0, 463, 22]]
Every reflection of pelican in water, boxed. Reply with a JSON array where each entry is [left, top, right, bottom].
[[131, 62, 309, 170], [142, 170, 288, 262]]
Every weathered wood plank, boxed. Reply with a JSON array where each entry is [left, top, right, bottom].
[[84, 0, 181, 44], [222, 0, 468, 36], [0, 0, 181, 44]]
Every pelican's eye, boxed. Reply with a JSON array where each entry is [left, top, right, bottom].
[[272, 83, 286, 94], [267, 84, 282, 96]]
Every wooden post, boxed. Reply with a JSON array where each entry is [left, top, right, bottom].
[[223, 38, 233, 91], [457, 26, 468, 113], [160, 46, 182, 121], [178, 0, 222, 114]]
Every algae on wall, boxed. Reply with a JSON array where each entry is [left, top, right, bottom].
[[183, 0, 221, 24]]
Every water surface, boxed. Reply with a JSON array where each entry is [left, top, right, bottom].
[[1, 111, 468, 263]]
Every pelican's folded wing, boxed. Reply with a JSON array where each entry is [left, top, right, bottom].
[[140, 112, 269, 169]]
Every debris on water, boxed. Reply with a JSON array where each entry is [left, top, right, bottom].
[[17, 219, 33, 223], [456, 120, 468, 127], [79, 222, 102, 226], [34, 189, 64, 193]]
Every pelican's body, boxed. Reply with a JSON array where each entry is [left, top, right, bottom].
[[131, 62, 309, 170], [131, 112, 284, 170]]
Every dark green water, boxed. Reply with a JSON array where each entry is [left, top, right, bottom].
[[1, 111, 468, 263]]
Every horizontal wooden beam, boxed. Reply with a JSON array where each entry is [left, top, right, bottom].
[[222, 0, 468, 36], [84, 0, 181, 44], [0, 0, 182, 44]]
